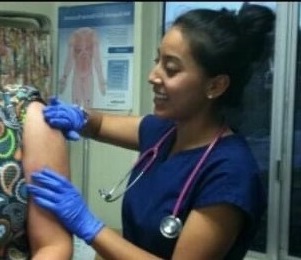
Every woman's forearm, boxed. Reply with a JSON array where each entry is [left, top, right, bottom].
[[92, 227, 162, 260], [81, 110, 142, 150], [80, 109, 103, 140]]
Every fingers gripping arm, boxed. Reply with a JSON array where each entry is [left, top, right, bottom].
[[27, 168, 104, 244]]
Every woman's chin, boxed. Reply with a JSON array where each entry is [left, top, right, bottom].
[[153, 109, 172, 119]]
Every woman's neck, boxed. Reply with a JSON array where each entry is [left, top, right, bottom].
[[170, 116, 230, 154]]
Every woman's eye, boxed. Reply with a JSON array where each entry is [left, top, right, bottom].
[[165, 65, 179, 76], [152, 57, 179, 76]]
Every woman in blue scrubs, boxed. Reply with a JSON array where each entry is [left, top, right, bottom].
[[27, 3, 275, 259]]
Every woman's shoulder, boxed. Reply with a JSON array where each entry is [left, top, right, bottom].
[[196, 133, 266, 221], [219, 132, 255, 153], [215, 133, 260, 171]]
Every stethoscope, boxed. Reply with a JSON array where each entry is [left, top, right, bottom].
[[99, 125, 227, 239]]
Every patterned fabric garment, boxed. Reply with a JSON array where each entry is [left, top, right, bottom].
[[0, 84, 43, 260]]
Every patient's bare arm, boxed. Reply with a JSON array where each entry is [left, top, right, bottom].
[[23, 101, 73, 260]]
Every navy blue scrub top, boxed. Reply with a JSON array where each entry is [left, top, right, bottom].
[[122, 114, 266, 260]]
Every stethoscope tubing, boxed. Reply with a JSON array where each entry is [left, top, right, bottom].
[[172, 126, 227, 216], [100, 124, 227, 238], [99, 126, 175, 202], [100, 125, 226, 218]]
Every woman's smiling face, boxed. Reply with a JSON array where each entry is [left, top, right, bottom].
[[148, 26, 213, 122]]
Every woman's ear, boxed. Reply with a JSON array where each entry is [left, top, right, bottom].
[[206, 75, 230, 99]]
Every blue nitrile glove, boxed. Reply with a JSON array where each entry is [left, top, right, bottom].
[[43, 96, 87, 141], [27, 168, 105, 244]]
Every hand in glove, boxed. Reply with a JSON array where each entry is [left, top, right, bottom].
[[27, 168, 105, 244], [43, 96, 88, 141]]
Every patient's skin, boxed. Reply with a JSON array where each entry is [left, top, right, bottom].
[[60, 27, 106, 108]]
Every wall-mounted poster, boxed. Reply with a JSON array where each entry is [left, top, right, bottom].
[[58, 2, 134, 110]]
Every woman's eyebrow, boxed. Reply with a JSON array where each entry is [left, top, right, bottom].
[[163, 55, 182, 65]]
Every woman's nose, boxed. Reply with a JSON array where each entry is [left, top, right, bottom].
[[148, 65, 162, 85]]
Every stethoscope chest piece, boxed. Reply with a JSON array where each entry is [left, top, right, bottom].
[[160, 215, 183, 239]]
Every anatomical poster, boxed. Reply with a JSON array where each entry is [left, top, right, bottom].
[[58, 2, 134, 110]]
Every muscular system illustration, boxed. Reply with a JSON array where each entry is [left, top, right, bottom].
[[59, 27, 106, 107]]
